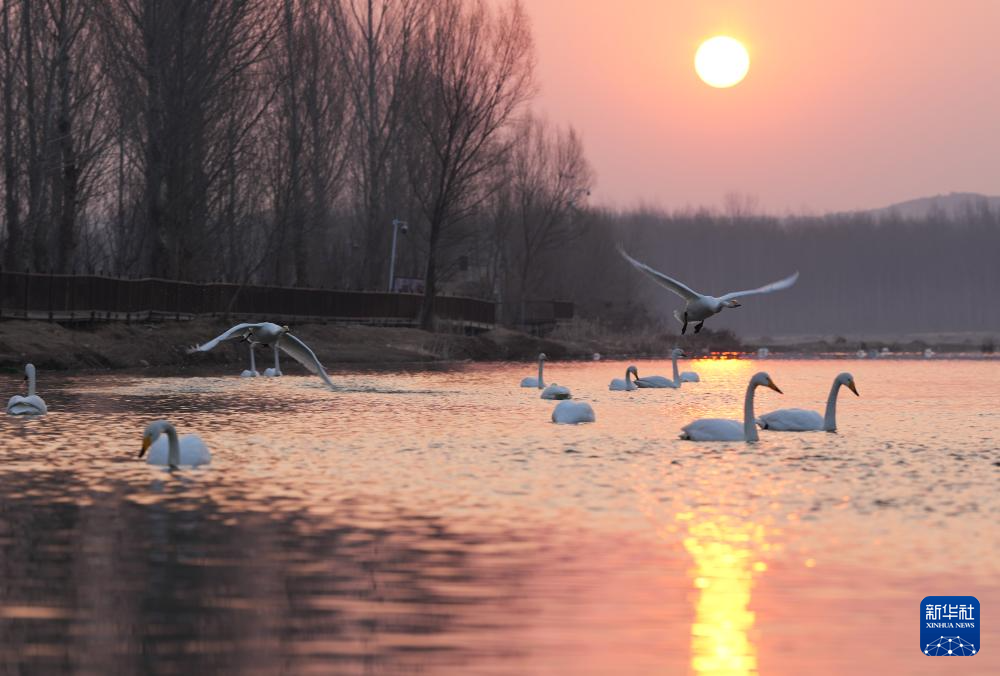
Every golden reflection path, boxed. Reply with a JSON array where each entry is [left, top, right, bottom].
[[679, 509, 767, 675]]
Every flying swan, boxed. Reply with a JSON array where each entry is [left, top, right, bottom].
[[6, 363, 47, 415], [190, 322, 336, 389], [520, 353, 547, 388], [552, 400, 596, 424], [757, 372, 859, 432], [139, 420, 212, 468], [680, 372, 783, 442], [618, 246, 799, 334]]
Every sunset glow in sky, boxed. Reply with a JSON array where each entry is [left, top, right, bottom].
[[526, 0, 1000, 213]]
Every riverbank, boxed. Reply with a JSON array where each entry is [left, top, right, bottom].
[[0, 318, 626, 372], [4, 318, 989, 373]]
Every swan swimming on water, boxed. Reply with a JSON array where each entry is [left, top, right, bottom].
[[520, 353, 546, 388], [240, 344, 259, 378], [6, 363, 47, 415], [680, 372, 783, 442], [540, 383, 572, 400], [190, 322, 335, 389], [757, 372, 859, 432], [551, 400, 595, 424], [617, 246, 799, 334], [139, 420, 211, 468], [634, 349, 686, 388], [609, 365, 638, 391], [675, 348, 700, 382]]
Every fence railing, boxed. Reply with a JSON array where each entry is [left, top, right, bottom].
[[0, 268, 497, 329]]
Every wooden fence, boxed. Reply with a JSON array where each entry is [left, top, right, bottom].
[[0, 268, 497, 330]]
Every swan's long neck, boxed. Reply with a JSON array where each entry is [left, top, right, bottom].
[[671, 352, 680, 385], [249, 345, 256, 371], [26, 366, 36, 397], [743, 381, 760, 442], [162, 423, 181, 466], [537, 358, 545, 388], [823, 380, 842, 432]]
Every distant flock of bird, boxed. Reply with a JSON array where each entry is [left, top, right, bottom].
[[7, 249, 864, 464]]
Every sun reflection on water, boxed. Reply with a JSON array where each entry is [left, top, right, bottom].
[[681, 511, 765, 675]]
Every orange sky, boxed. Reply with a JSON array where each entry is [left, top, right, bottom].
[[526, 0, 1000, 213]]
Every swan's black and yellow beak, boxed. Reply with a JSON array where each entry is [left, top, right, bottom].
[[847, 381, 860, 396], [765, 377, 783, 394], [139, 435, 152, 458]]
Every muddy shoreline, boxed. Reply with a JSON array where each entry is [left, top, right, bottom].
[[0, 318, 613, 373]]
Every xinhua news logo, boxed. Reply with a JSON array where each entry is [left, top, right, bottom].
[[920, 596, 980, 656]]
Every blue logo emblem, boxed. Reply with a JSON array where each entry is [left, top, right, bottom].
[[921, 596, 979, 656]]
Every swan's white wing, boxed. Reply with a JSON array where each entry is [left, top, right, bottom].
[[278, 333, 337, 390], [719, 271, 799, 302], [189, 323, 263, 353], [617, 246, 701, 301]]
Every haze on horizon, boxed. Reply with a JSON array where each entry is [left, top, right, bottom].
[[527, 0, 1000, 214]]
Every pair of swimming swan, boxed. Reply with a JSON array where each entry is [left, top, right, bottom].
[[608, 349, 699, 390], [680, 372, 859, 442], [617, 246, 799, 335], [6, 363, 48, 415], [192, 322, 330, 388]]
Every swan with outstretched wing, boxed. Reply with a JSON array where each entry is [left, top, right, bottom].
[[189, 322, 337, 390], [617, 245, 799, 334]]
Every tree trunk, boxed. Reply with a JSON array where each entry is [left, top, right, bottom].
[[1, 0, 20, 268]]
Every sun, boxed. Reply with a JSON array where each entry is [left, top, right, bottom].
[[695, 36, 750, 88]]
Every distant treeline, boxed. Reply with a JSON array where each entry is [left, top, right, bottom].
[[538, 206, 1000, 337]]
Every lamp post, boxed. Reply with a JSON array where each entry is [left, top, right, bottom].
[[388, 219, 408, 292]]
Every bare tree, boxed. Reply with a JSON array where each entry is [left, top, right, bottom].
[[329, 0, 426, 288], [408, 0, 534, 329], [96, 0, 278, 280], [504, 114, 592, 323], [1, 0, 21, 268]]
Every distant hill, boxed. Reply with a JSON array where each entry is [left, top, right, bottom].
[[859, 192, 1000, 220]]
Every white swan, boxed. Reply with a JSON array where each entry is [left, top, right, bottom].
[[680, 372, 783, 442], [139, 420, 211, 467], [263, 344, 282, 377], [240, 344, 259, 378], [609, 365, 638, 391], [540, 383, 571, 400], [552, 400, 595, 424], [190, 322, 336, 389], [634, 350, 684, 388], [520, 353, 546, 388], [757, 372, 859, 432], [7, 363, 47, 415], [675, 348, 700, 382], [618, 246, 799, 334]]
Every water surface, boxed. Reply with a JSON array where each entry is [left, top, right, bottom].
[[1, 359, 997, 674]]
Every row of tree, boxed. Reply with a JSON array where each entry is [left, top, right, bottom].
[[0, 0, 593, 328], [532, 204, 1000, 337]]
